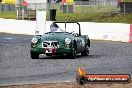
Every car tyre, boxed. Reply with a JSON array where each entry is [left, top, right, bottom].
[[68, 48, 76, 59], [81, 46, 89, 56], [31, 52, 39, 59]]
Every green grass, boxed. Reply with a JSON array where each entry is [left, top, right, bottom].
[[74, 5, 120, 14], [56, 12, 132, 24], [0, 12, 16, 19], [1, 11, 132, 24], [51, 4, 132, 23], [122, 0, 132, 2]]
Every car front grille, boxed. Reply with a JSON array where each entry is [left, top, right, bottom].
[[42, 41, 59, 48]]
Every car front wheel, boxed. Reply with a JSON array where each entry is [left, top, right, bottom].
[[81, 46, 89, 56], [30, 52, 39, 59], [68, 48, 76, 59]]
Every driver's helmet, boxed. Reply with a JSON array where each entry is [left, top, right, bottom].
[[72, 33, 79, 36], [50, 23, 60, 32]]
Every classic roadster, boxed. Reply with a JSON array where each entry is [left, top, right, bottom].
[[30, 22, 90, 59]]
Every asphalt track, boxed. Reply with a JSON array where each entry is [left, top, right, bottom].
[[0, 33, 132, 86]]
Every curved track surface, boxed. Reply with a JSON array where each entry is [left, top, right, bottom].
[[0, 33, 132, 86]]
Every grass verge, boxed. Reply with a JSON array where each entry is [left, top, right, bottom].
[[56, 12, 132, 23], [0, 12, 16, 19], [1, 11, 132, 24]]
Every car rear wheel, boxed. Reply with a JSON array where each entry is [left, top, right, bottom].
[[31, 52, 39, 59], [81, 46, 89, 56]]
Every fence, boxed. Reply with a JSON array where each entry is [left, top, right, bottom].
[[0, 0, 120, 14], [51, 1, 132, 14], [1, 0, 132, 19], [75, 0, 119, 14], [52, 0, 120, 14], [0, 4, 16, 12]]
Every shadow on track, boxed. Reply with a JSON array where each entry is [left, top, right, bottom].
[[38, 54, 81, 59], [34, 54, 108, 60]]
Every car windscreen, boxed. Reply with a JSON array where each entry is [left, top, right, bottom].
[[47, 22, 79, 34]]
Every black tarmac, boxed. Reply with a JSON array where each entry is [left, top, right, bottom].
[[0, 33, 132, 86]]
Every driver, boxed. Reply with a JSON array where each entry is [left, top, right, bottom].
[[50, 23, 59, 32], [50, 23, 64, 32], [72, 33, 79, 37]]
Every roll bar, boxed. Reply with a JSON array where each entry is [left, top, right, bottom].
[[52, 22, 81, 36]]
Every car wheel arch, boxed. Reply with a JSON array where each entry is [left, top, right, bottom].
[[73, 39, 77, 50], [87, 39, 90, 47]]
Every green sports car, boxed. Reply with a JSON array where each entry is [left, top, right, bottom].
[[30, 22, 90, 59]]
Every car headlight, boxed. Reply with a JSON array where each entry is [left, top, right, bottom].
[[65, 37, 72, 48], [31, 37, 38, 43], [65, 37, 71, 44]]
